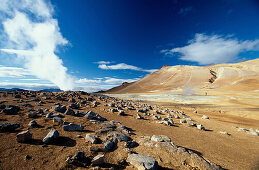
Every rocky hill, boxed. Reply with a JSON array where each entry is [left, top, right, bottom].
[[105, 58, 259, 94]]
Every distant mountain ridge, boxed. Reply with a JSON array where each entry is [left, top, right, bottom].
[[0, 88, 62, 92]]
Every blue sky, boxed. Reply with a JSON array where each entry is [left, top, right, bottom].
[[0, 0, 259, 91]]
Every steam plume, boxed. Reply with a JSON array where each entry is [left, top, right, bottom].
[[0, 0, 74, 90]]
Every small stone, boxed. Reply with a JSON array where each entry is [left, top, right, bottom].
[[201, 115, 209, 119], [53, 117, 64, 124], [92, 154, 105, 165], [136, 114, 144, 119], [197, 124, 205, 130], [25, 155, 32, 160], [85, 134, 97, 144], [219, 131, 230, 135], [16, 130, 32, 143], [180, 119, 187, 123], [28, 120, 38, 128], [125, 141, 139, 148]]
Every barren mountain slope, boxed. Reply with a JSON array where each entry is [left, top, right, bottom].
[[106, 59, 259, 94]]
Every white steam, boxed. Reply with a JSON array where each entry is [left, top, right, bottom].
[[0, 0, 74, 91]]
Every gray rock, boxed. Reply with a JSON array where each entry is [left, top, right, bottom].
[[247, 131, 258, 136], [125, 141, 139, 148], [180, 119, 187, 123], [53, 105, 66, 113], [0, 122, 20, 132], [85, 134, 97, 144], [28, 112, 38, 118], [151, 135, 171, 142], [28, 120, 38, 127], [197, 124, 205, 130], [118, 110, 125, 116], [127, 154, 158, 170], [64, 108, 75, 115], [3, 105, 20, 115], [136, 114, 144, 119], [43, 129, 59, 143], [103, 137, 118, 152], [16, 130, 32, 143], [63, 123, 84, 131], [219, 131, 230, 135], [109, 131, 130, 142], [92, 154, 105, 165], [174, 115, 180, 119], [202, 115, 209, 119], [53, 117, 64, 124]]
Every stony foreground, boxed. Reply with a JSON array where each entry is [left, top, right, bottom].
[[0, 90, 258, 169]]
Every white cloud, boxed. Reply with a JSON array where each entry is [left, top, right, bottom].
[[76, 78, 102, 84], [94, 61, 112, 64], [0, 66, 30, 77], [98, 63, 157, 73], [19, 78, 40, 81], [0, 0, 74, 91], [162, 33, 259, 65], [103, 77, 140, 84]]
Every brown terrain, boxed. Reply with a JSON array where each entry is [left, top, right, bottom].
[[0, 59, 258, 170]]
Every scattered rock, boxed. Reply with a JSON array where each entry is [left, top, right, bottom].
[[53, 117, 64, 124], [53, 105, 66, 113], [63, 123, 84, 131], [0, 122, 20, 132], [127, 154, 158, 170], [3, 105, 20, 115], [180, 119, 187, 123], [202, 115, 209, 119], [151, 135, 171, 142], [16, 130, 32, 143], [219, 131, 230, 135], [92, 154, 105, 165], [85, 134, 97, 144], [136, 114, 144, 119], [125, 141, 139, 148], [43, 129, 59, 144], [28, 120, 38, 128], [197, 124, 205, 130]]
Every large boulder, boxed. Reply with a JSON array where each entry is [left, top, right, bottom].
[[43, 129, 59, 144], [127, 154, 158, 170]]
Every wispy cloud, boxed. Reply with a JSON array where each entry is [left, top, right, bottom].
[[94, 61, 112, 64], [98, 63, 158, 73], [0, 66, 30, 77], [162, 33, 259, 65], [178, 7, 193, 16], [76, 77, 140, 85], [103, 77, 140, 84], [0, 0, 74, 91]]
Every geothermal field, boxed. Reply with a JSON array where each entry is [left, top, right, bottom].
[[1, 0, 259, 170], [0, 59, 259, 169]]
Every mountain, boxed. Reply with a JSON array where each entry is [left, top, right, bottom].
[[104, 58, 259, 94]]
